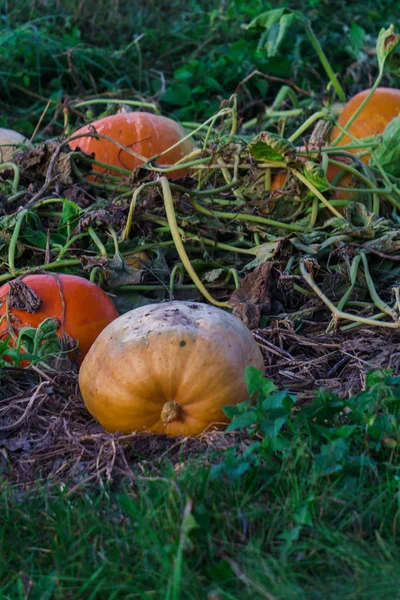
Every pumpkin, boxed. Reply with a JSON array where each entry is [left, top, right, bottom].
[[69, 112, 195, 180], [124, 250, 151, 269], [0, 273, 119, 364], [0, 128, 30, 162], [79, 301, 264, 437], [330, 87, 400, 161], [269, 149, 358, 211]]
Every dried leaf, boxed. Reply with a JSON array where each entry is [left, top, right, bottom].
[[229, 261, 273, 328], [8, 280, 42, 313], [16, 141, 75, 185]]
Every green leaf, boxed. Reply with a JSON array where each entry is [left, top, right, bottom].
[[376, 24, 400, 72], [261, 390, 295, 412], [223, 401, 251, 420], [246, 9, 298, 57], [244, 241, 281, 270], [245, 366, 278, 398], [259, 416, 287, 445], [59, 199, 82, 229], [161, 84, 192, 106], [365, 370, 390, 386], [248, 132, 296, 162], [314, 439, 348, 476], [373, 114, 400, 176], [300, 160, 330, 192], [226, 411, 257, 432], [349, 23, 366, 56]]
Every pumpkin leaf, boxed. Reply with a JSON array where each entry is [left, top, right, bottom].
[[244, 240, 281, 270], [202, 268, 225, 283], [299, 160, 331, 192], [373, 114, 400, 176], [59, 199, 82, 230], [248, 132, 296, 163], [376, 24, 400, 72]]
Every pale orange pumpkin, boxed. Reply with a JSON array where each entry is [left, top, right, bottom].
[[0, 128, 30, 162], [79, 301, 264, 437], [69, 112, 195, 180]]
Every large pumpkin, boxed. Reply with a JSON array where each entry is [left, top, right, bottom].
[[79, 301, 264, 437], [330, 87, 400, 161], [0, 273, 119, 364], [69, 112, 195, 180]]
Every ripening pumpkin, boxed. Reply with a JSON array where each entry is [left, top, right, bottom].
[[330, 87, 400, 161], [79, 301, 264, 437], [270, 149, 358, 208], [0, 128, 30, 162], [0, 273, 119, 364], [69, 112, 195, 180]]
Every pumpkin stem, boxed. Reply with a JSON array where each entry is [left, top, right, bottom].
[[161, 401, 181, 424]]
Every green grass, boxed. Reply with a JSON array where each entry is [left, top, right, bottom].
[[1, 369, 400, 599], [1, 455, 400, 599], [1, 0, 399, 133]]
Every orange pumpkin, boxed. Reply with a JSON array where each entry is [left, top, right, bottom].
[[79, 301, 264, 437], [270, 149, 357, 201], [0, 273, 119, 364], [330, 87, 400, 161], [69, 112, 195, 180]]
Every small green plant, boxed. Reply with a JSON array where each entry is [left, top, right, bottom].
[[212, 366, 400, 479], [0, 317, 63, 367]]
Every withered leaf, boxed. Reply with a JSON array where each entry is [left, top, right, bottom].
[[73, 209, 112, 235], [229, 261, 273, 329], [16, 141, 74, 185], [8, 280, 42, 313]]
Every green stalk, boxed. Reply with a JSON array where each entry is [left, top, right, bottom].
[[90, 266, 105, 286], [288, 111, 327, 143], [0, 259, 81, 283], [122, 182, 149, 241], [8, 210, 26, 275], [169, 264, 185, 295], [88, 226, 108, 257], [328, 158, 400, 211], [300, 259, 400, 330], [227, 268, 240, 289], [291, 170, 343, 219], [0, 161, 20, 194], [332, 73, 384, 147], [190, 197, 309, 232], [160, 177, 230, 308], [359, 252, 398, 320], [72, 99, 161, 114], [303, 22, 346, 102], [308, 198, 319, 228], [57, 233, 89, 260], [326, 255, 361, 332], [116, 283, 236, 292]]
